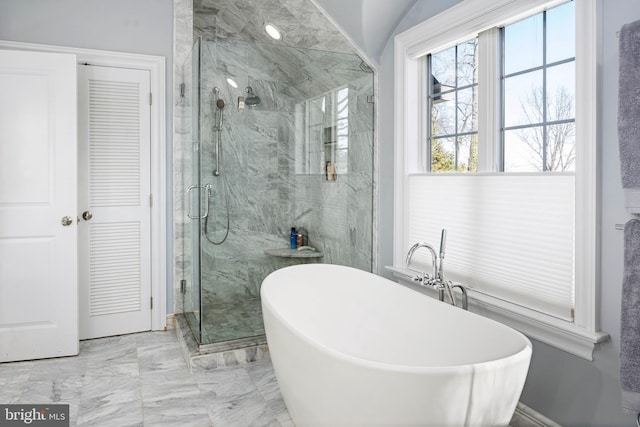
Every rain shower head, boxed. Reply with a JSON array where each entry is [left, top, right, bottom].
[[245, 86, 261, 107], [246, 95, 261, 106]]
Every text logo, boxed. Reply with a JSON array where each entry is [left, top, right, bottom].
[[0, 405, 69, 426]]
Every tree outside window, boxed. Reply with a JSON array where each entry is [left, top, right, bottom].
[[502, 1, 575, 172], [426, 1, 575, 174], [428, 39, 478, 173]]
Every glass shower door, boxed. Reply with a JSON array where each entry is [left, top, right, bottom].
[[180, 37, 203, 343], [197, 39, 267, 345]]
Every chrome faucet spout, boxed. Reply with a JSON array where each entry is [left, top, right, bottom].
[[405, 242, 438, 280], [405, 234, 460, 308]]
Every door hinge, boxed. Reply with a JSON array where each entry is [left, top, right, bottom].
[[367, 95, 375, 104], [149, 194, 153, 208], [149, 92, 153, 105], [180, 280, 187, 294], [150, 296, 153, 310], [180, 83, 186, 98]]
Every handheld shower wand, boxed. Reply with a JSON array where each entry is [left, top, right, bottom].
[[439, 229, 447, 262], [213, 97, 225, 177], [204, 89, 230, 245], [216, 99, 225, 126], [438, 229, 456, 306]]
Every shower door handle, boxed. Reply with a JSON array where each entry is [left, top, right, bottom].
[[186, 184, 212, 220]]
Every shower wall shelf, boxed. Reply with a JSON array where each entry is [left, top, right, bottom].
[[264, 248, 324, 258]]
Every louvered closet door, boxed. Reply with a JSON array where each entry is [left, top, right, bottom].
[[78, 65, 151, 339]]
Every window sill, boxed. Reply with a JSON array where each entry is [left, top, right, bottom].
[[386, 266, 610, 361]]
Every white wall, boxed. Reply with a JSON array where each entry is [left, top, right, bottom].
[[0, 0, 175, 313], [519, 1, 638, 425], [376, 0, 463, 282], [362, 0, 637, 425], [313, 0, 415, 65]]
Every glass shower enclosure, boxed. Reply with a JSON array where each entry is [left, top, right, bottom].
[[180, 37, 375, 346]]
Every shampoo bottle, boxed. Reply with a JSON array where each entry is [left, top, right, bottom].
[[290, 227, 297, 249]]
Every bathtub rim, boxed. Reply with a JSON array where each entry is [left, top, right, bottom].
[[261, 264, 533, 375]]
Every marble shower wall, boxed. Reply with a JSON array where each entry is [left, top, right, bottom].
[[197, 37, 374, 306], [193, 0, 355, 54], [173, 0, 375, 317]]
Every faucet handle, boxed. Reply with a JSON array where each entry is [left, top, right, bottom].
[[412, 273, 435, 286]]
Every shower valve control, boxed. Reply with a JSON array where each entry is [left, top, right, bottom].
[[82, 211, 93, 221]]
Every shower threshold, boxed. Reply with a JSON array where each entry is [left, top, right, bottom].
[[175, 313, 269, 372], [198, 334, 267, 355]]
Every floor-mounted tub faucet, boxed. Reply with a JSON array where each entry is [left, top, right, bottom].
[[452, 284, 468, 310], [405, 229, 461, 308]]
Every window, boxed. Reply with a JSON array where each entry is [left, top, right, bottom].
[[428, 39, 478, 172], [425, 3, 576, 173], [394, 0, 608, 360], [502, 2, 576, 172], [416, 4, 578, 321], [299, 86, 349, 179]]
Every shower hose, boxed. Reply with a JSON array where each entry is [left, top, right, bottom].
[[204, 93, 230, 245], [203, 185, 229, 245]]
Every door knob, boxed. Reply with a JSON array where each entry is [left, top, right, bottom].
[[82, 211, 93, 221], [61, 216, 73, 226]]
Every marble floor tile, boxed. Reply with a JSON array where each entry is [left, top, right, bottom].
[[77, 399, 144, 427], [195, 365, 256, 398], [137, 342, 187, 373], [246, 362, 290, 418], [0, 329, 532, 426], [142, 394, 212, 427], [0, 361, 33, 404], [206, 388, 282, 427], [0, 330, 291, 427]]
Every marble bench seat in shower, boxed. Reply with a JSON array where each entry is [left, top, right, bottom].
[[263, 248, 324, 258]]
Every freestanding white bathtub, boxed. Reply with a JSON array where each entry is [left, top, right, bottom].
[[261, 264, 532, 427]]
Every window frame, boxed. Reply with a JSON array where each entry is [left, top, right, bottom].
[[392, 0, 608, 360], [426, 40, 480, 173], [300, 84, 351, 176], [500, 6, 577, 172]]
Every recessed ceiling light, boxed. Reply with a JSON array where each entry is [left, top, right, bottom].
[[265, 23, 282, 41], [226, 78, 238, 88]]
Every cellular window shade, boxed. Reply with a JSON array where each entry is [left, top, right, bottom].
[[407, 174, 575, 320]]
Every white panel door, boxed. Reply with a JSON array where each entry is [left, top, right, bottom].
[[0, 49, 78, 362], [78, 65, 151, 339]]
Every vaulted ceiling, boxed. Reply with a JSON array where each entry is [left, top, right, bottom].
[[194, 0, 417, 64]]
